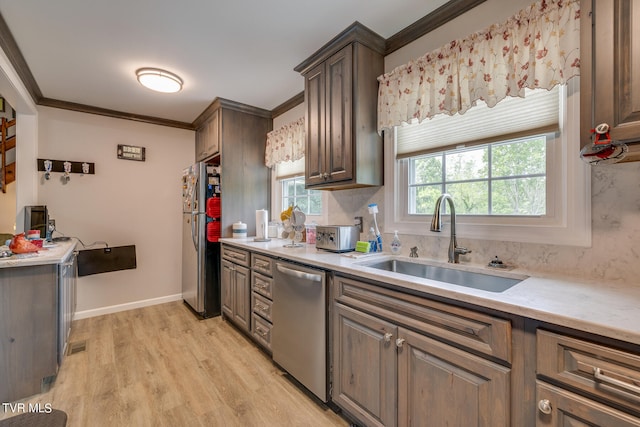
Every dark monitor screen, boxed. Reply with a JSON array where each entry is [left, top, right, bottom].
[[24, 205, 48, 237]]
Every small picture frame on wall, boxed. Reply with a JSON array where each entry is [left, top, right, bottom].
[[117, 144, 146, 161]]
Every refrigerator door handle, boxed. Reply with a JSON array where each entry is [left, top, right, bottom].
[[190, 172, 199, 250]]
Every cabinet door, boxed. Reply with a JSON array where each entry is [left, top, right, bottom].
[[536, 381, 640, 426], [195, 120, 209, 161], [305, 61, 326, 187], [221, 259, 234, 318], [205, 108, 220, 158], [195, 109, 220, 161], [397, 327, 511, 427], [585, 0, 640, 154], [232, 264, 250, 332], [324, 44, 353, 184], [332, 303, 397, 427]]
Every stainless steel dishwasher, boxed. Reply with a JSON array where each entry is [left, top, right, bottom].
[[272, 260, 327, 402]]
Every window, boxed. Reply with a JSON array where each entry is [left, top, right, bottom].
[[385, 78, 591, 247], [281, 175, 322, 215], [408, 136, 547, 216], [271, 156, 327, 222]]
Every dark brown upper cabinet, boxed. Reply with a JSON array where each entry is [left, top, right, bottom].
[[295, 22, 384, 190], [581, 0, 640, 162]]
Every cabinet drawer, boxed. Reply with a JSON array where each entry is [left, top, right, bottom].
[[335, 275, 512, 363], [537, 329, 640, 415], [536, 381, 640, 426], [251, 271, 273, 299], [252, 292, 272, 322], [252, 253, 274, 277], [222, 245, 250, 267], [252, 313, 272, 351]]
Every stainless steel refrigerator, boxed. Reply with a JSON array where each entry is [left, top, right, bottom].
[[181, 162, 221, 318]]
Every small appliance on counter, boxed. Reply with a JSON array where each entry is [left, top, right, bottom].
[[315, 225, 359, 252], [24, 205, 48, 239]]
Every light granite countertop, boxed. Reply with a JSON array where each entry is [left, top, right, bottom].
[[221, 237, 640, 347], [0, 239, 77, 268]]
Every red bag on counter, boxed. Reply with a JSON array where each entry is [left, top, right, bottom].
[[9, 233, 45, 253]]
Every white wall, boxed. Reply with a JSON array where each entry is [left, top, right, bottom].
[[37, 106, 194, 315]]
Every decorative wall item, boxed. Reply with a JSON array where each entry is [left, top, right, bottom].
[[117, 144, 146, 161]]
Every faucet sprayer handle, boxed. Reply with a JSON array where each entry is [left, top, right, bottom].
[[455, 247, 471, 255]]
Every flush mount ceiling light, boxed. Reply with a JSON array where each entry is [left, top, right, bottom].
[[136, 68, 183, 93]]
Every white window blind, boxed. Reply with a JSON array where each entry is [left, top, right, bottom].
[[396, 86, 561, 158], [275, 157, 305, 179]]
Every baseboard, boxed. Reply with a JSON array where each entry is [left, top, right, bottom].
[[73, 293, 183, 320]]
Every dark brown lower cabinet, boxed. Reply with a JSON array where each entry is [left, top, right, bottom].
[[333, 303, 397, 427], [333, 300, 510, 426], [221, 258, 250, 332], [398, 328, 510, 427]]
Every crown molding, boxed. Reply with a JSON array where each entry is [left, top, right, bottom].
[[38, 97, 193, 130], [385, 0, 487, 54], [271, 92, 304, 118]]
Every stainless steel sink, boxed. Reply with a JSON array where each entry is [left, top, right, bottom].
[[358, 259, 525, 293]]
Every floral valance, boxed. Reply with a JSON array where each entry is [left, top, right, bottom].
[[377, 0, 580, 133], [265, 117, 305, 167]]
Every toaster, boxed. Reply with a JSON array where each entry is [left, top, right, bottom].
[[315, 225, 360, 252]]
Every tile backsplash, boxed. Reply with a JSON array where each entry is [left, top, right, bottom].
[[326, 162, 640, 285]]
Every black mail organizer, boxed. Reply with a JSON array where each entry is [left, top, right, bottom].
[[77, 245, 136, 277]]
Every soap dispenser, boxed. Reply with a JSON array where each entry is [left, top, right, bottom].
[[390, 230, 402, 254]]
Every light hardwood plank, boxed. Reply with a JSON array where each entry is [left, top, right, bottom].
[[0, 301, 348, 427]]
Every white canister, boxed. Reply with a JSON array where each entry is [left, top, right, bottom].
[[232, 221, 247, 239]]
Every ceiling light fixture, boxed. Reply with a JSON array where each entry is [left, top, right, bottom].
[[136, 68, 183, 93]]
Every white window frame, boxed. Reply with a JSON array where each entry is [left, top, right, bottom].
[[270, 173, 328, 225], [384, 78, 592, 247]]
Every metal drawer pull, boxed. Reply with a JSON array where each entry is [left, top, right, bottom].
[[255, 282, 268, 289], [537, 399, 552, 415], [255, 327, 269, 337], [593, 367, 640, 397], [396, 338, 405, 348], [384, 333, 393, 342], [255, 303, 269, 312], [256, 261, 269, 269]]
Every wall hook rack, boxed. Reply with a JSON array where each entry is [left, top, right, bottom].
[[37, 159, 95, 175]]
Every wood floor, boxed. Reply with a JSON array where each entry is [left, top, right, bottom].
[[0, 301, 349, 427]]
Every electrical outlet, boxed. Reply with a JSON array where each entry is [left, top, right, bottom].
[[354, 216, 363, 233]]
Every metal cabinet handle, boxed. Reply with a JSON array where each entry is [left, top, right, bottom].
[[255, 327, 269, 337], [254, 282, 267, 290], [383, 333, 393, 342], [537, 399, 552, 415], [256, 261, 269, 269], [276, 264, 323, 282], [594, 367, 640, 400], [396, 338, 406, 348], [255, 303, 269, 312], [323, 172, 329, 180]]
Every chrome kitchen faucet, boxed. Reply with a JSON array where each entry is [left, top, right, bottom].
[[430, 194, 471, 263]]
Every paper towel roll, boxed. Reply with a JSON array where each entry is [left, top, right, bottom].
[[256, 209, 268, 239]]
